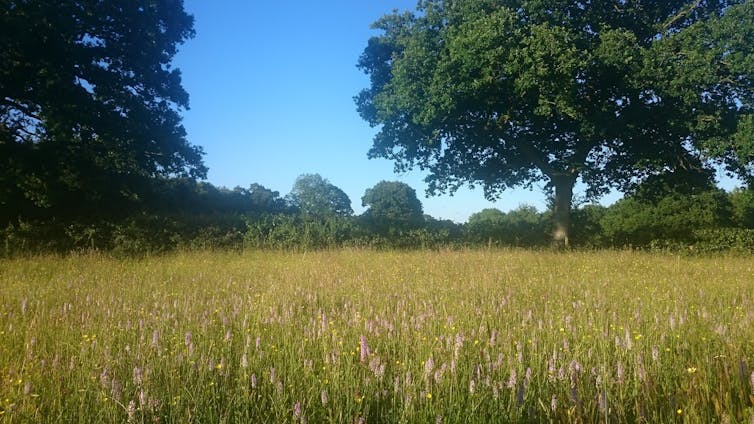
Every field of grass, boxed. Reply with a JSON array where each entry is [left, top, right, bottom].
[[1, 249, 754, 423]]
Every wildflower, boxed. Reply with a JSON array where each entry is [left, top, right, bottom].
[[126, 400, 136, 423], [293, 401, 301, 420], [453, 334, 464, 358], [424, 356, 435, 377], [677, 409, 683, 415], [111, 378, 123, 401], [525, 367, 532, 387], [151, 329, 160, 349], [507, 369, 517, 389], [598, 389, 607, 413], [551, 394, 557, 412], [320, 389, 328, 406], [517, 341, 524, 363], [359, 335, 370, 363], [241, 353, 248, 369], [687, 367, 697, 374], [616, 361, 624, 385], [100, 366, 110, 388], [434, 364, 446, 384], [133, 367, 143, 386], [517, 383, 525, 406], [425, 392, 432, 400]]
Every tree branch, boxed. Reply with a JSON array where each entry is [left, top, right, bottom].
[[2, 97, 43, 122], [662, 0, 703, 32]]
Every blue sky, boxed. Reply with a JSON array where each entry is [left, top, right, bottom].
[[173, 1, 616, 222]]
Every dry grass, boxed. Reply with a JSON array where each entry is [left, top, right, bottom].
[[1, 249, 753, 422]]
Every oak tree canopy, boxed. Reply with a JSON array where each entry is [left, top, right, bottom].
[[356, 0, 754, 246]]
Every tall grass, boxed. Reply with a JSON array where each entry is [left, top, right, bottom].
[[1, 250, 753, 422]]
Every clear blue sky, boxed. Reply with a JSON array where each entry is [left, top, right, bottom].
[[172, 1, 620, 222]]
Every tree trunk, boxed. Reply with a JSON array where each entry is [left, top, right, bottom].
[[551, 176, 575, 249]]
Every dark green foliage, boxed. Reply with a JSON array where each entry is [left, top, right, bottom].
[[467, 206, 548, 246], [144, 179, 290, 216], [361, 181, 424, 234], [690, 228, 754, 253], [467, 208, 507, 244], [600, 189, 733, 247], [1, 0, 204, 224], [356, 0, 754, 245], [729, 188, 754, 228], [243, 214, 364, 250], [288, 174, 353, 218], [569, 204, 608, 247]]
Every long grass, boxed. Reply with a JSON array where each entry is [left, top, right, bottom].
[[1, 249, 753, 422]]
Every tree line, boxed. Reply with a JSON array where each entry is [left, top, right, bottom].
[[3, 170, 754, 256]]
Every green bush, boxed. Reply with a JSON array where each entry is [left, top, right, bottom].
[[691, 228, 754, 253]]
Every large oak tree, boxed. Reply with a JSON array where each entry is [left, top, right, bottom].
[[356, 0, 754, 246], [1, 0, 205, 222]]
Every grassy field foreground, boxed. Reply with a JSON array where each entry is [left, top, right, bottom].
[[1, 250, 753, 423]]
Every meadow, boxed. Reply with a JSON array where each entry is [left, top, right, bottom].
[[1, 250, 753, 423]]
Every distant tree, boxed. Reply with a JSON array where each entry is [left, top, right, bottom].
[[247, 183, 290, 215], [600, 178, 733, 246], [357, 0, 754, 247], [424, 214, 464, 241], [504, 205, 547, 246], [288, 174, 353, 218], [467, 205, 546, 246], [361, 181, 424, 233], [1, 0, 204, 222], [729, 188, 754, 229], [467, 208, 507, 244]]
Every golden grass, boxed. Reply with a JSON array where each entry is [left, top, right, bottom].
[[1, 249, 753, 422]]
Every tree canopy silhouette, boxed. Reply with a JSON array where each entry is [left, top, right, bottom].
[[362, 180, 424, 233], [1, 0, 204, 222], [288, 174, 353, 218], [356, 0, 754, 246]]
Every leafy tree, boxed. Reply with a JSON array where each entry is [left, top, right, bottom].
[[361, 181, 424, 233], [288, 174, 353, 218], [600, 187, 733, 246], [247, 183, 290, 216], [1, 0, 204, 222], [729, 187, 754, 229], [467, 208, 507, 244], [569, 204, 608, 247], [356, 0, 754, 247], [467, 205, 546, 246], [503, 205, 548, 246]]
